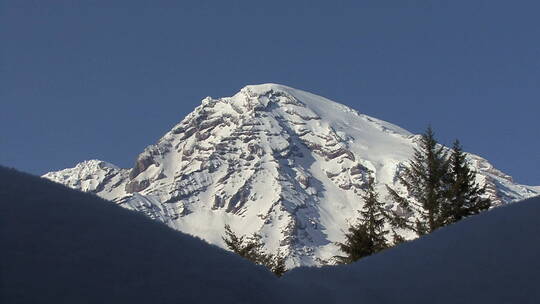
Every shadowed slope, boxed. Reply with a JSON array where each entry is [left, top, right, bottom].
[[0, 167, 304, 304], [285, 195, 540, 303], [3, 164, 539, 303]]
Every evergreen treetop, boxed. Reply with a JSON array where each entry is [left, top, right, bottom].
[[335, 223, 375, 264], [387, 126, 451, 234], [387, 127, 491, 237], [359, 176, 389, 251], [443, 140, 491, 225], [335, 176, 390, 264]]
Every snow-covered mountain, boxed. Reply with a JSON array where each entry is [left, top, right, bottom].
[[44, 83, 540, 267]]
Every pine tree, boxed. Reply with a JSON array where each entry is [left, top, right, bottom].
[[223, 224, 245, 253], [334, 223, 374, 264], [335, 176, 390, 264], [359, 176, 389, 251], [443, 140, 491, 224], [386, 126, 451, 235], [222, 225, 288, 276]]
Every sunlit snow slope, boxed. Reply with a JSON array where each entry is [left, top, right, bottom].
[[44, 84, 540, 267]]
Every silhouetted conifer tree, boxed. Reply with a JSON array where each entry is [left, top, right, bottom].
[[335, 176, 390, 264], [386, 126, 451, 235], [335, 223, 374, 264], [443, 140, 491, 224]]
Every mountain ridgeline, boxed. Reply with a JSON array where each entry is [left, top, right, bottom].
[[44, 84, 540, 267]]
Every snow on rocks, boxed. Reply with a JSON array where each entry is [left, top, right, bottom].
[[43, 83, 540, 268]]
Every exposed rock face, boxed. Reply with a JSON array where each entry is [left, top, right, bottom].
[[43, 84, 540, 267]]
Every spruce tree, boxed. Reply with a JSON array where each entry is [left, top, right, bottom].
[[386, 126, 451, 235], [223, 224, 245, 253], [335, 176, 390, 264], [335, 223, 374, 264], [443, 140, 491, 224], [359, 176, 389, 251]]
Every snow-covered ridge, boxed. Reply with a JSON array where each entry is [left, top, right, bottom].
[[43, 160, 129, 201], [241, 83, 413, 137], [43, 83, 540, 267]]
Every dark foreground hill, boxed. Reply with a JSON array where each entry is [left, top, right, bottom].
[[285, 195, 540, 303], [0, 166, 304, 304], [2, 165, 540, 303]]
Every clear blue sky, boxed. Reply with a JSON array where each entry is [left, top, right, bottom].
[[1, 0, 539, 185]]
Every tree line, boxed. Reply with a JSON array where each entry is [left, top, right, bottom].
[[222, 224, 287, 277], [335, 127, 491, 264], [223, 127, 491, 274]]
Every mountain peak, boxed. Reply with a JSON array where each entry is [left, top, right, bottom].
[[79, 159, 120, 170], [240, 83, 295, 93], [43, 84, 540, 267]]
